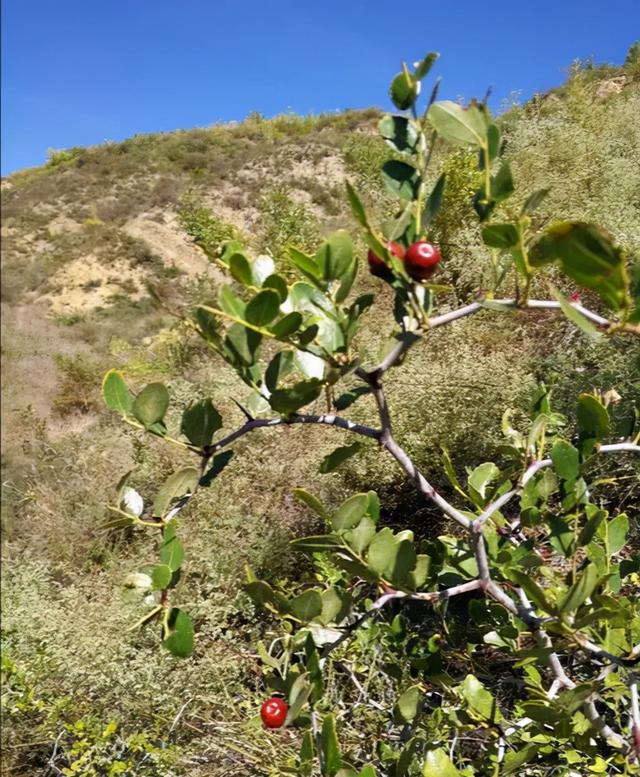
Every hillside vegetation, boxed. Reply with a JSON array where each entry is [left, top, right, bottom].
[[1, 56, 639, 776]]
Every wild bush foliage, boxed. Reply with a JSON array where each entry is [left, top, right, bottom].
[[100, 51, 640, 777]]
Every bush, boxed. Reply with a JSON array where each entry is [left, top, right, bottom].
[[257, 184, 321, 258], [177, 193, 241, 258]]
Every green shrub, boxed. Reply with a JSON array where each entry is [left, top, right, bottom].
[[177, 193, 241, 257], [257, 184, 321, 258]]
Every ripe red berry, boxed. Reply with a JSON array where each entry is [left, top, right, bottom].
[[260, 697, 288, 728], [404, 240, 441, 282], [367, 241, 404, 279]]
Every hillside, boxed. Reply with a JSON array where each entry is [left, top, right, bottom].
[[2, 57, 640, 776]]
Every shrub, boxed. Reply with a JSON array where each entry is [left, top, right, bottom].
[[99, 51, 640, 777], [177, 192, 241, 258], [257, 184, 321, 258], [53, 354, 102, 416]]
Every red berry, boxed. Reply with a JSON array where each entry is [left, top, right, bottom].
[[260, 697, 288, 728], [367, 241, 404, 279], [404, 240, 441, 282]]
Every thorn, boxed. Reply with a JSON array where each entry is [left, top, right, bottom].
[[233, 398, 254, 422]]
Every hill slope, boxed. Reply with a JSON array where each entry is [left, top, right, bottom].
[[2, 59, 639, 776]]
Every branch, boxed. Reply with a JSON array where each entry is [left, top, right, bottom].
[[382, 436, 472, 529], [472, 442, 640, 533], [321, 580, 482, 658], [358, 297, 616, 378], [205, 413, 380, 459]]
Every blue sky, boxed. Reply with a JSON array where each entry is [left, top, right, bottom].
[[2, 0, 639, 175]]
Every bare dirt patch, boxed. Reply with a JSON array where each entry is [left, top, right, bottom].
[[38, 255, 146, 314]]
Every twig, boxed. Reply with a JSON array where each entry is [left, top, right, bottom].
[[168, 699, 193, 739]]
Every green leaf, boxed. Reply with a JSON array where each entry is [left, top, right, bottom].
[[503, 744, 539, 775], [152, 564, 173, 590], [366, 492, 381, 522], [578, 505, 607, 547], [265, 350, 295, 392], [299, 731, 315, 777], [396, 685, 421, 722], [319, 443, 362, 474], [378, 115, 419, 155], [153, 467, 199, 517], [423, 748, 460, 777], [159, 525, 185, 571], [193, 305, 219, 342], [529, 222, 628, 311], [506, 569, 556, 616], [559, 564, 599, 614], [256, 640, 280, 671], [269, 379, 323, 415], [345, 181, 368, 228], [468, 462, 500, 502], [332, 494, 369, 531], [333, 554, 379, 583], [180, 399, 222, 448], [219, 284, 246, 318], [229, 252, 253, 286], [481, 223, 519, 249], [551, 439, 580, 481], [290, 590, 323, 622], [491, 162, 514, 202], [553, 287, 603, 339], [484, 122, 501, 166], [367, 528, 404, 579], [607, 513, 629, 554], [334, 257, 359, 304], [381, 160, 420, 201], [410, 555, 430, 588], [290, 534, 343, 553], [414, 52, 438, 80], [269, 311, 303, 339], [162, 608, 194, 658], [427, 101, 487, 148], [102, 370, 133, 415], [286, 673, 312, 725], [320, 714, 342, 776], [287, 246, 322, 284], [132, 383, 169, 429], [315, 231, 354, 282], [293, 488, 327, 519], [390, 69, 418, 111], [422, 172, 446, 229], [318, 587, 351, 625], [245, 289, 281, 326], [262, 273, 288, 302], [549, 517, 575, 558], [460, 674, 501, 722], [244, 580, 291, 614], [343, 516, 376, 555], [577, 393, 610, 442]]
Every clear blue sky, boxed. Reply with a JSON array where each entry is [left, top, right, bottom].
[[2, 0, 638, 175]]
